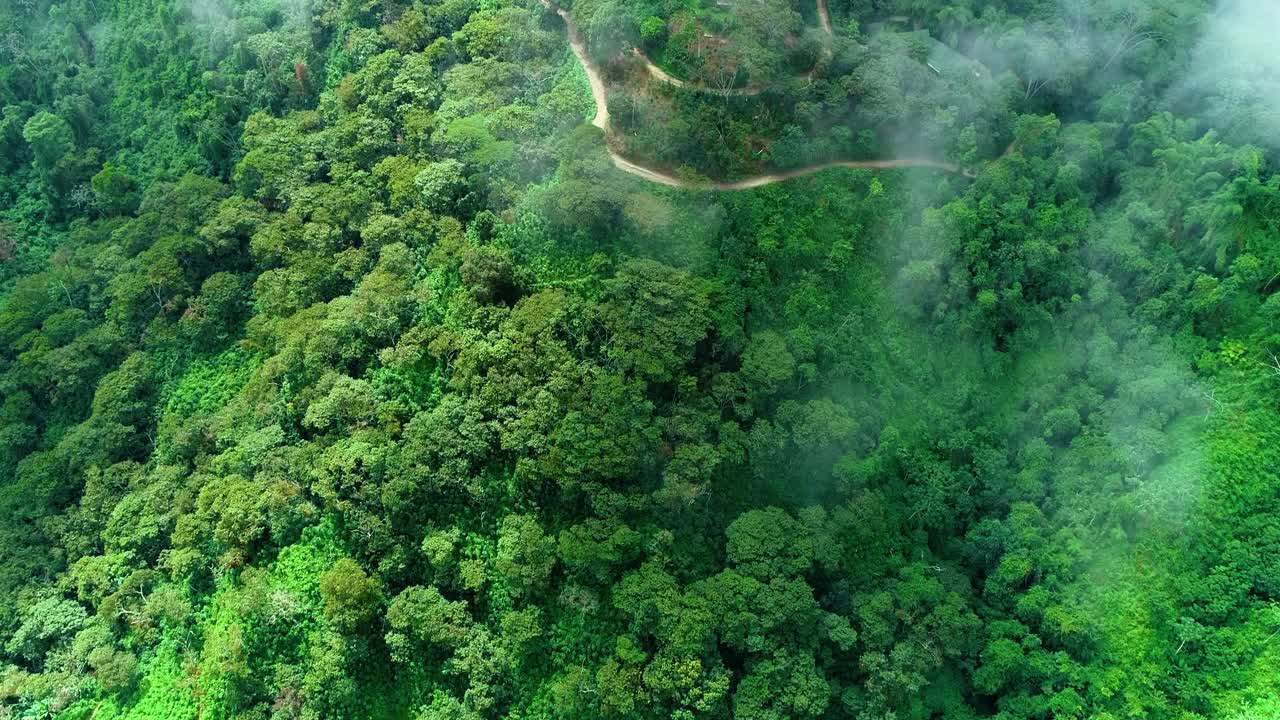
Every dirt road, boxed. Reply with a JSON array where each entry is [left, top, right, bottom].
[[633, 0, 832, 96], [632, 49, 764, 96], [542, 0, 973, 190]]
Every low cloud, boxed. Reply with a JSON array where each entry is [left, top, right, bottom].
[[1174, 0, 1280, 147]]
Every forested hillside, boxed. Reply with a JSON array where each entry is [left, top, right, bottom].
[[1, 0, 1279, 718]]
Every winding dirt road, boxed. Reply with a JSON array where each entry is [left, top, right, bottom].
[[633, 49, 764, 97], [633, 0, 831, 97], [817, 0, 833, 36], [542, 0, 974, 190]]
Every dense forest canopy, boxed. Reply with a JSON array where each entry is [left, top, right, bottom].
[[0, 0, 1279, 718]]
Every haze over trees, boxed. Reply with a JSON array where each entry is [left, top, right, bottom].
[[0, 0, 1278, 718]]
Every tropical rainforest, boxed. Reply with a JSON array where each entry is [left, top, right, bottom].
[[1, 0, 1279, 717]]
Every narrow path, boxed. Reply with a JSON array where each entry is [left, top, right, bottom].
[[817, 0, 833, 36], [541, 1, 609, 130], [542, 0, 974, 190], [611, 148, 970, 189], [634, 0, 831, 97], [717, 158, 972, 189], [633, 48, 764, 97]]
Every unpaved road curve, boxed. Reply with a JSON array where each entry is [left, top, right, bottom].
[[817, 0, 833, 36], [634, 0, 830, 97], [717, 158, 972, 189], [633, 49, 764, 97], [542, 0, 973, 190], [613, 153, 971, 189], [542, 1, 610, 130]]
